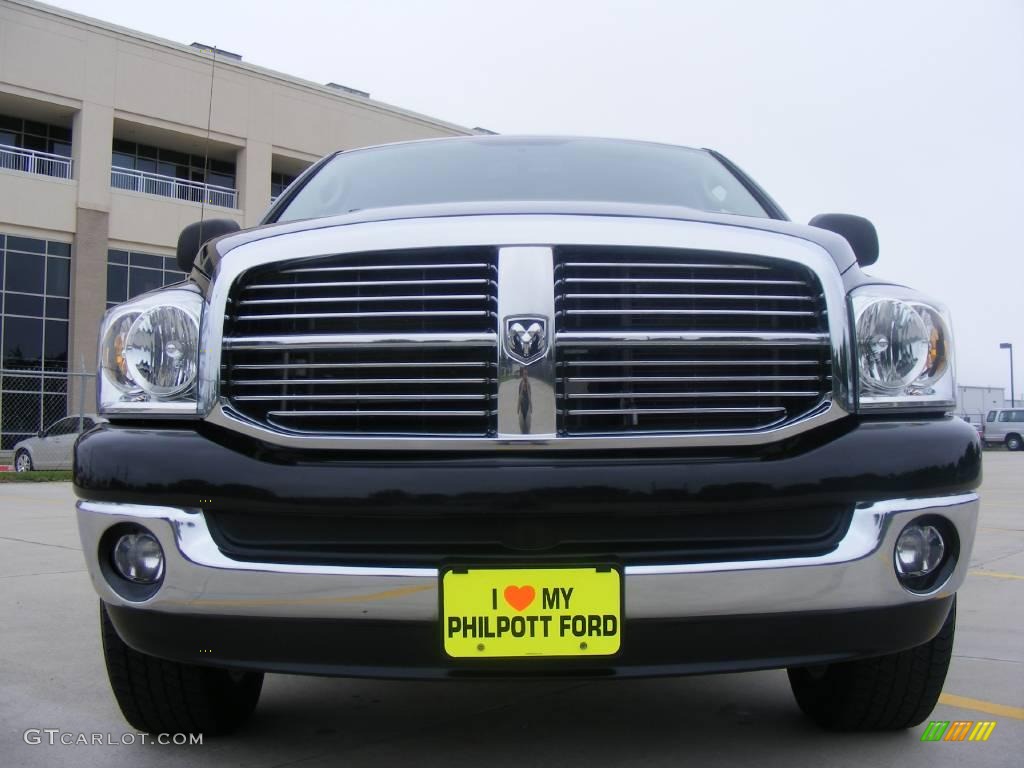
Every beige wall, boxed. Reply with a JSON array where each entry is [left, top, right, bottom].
[[0, 0, 470, 382], [0, 1, 467, 163], [107, 191, 244, 249], [237, 139, 273, 227], [0, 170, 77, 232], [71, 99, 112, 211]]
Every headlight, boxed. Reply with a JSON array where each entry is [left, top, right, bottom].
[[98, 288, 203, 415], [851, 286, 954, 410], [125, 305, 200, 397]]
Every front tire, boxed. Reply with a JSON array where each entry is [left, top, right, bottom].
[[1006, 434, 1022, 451], [14, 450, 33, 472], [787, 598, 955, 731], [101, 602, 263, 735]]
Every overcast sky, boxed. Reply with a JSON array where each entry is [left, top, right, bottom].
[[51, 0, 1024, 399]]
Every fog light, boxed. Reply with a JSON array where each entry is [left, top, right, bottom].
[[112, 531, 164, 584], [895, 524, 945, 577]]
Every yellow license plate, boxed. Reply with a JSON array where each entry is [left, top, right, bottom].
[[441, 566, 622, 658]]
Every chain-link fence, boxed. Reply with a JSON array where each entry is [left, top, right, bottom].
[[0, 366, 94, 463], [0, 368, 1001, 464]]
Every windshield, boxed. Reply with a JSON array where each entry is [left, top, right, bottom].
[[275, 137, 770, 222]]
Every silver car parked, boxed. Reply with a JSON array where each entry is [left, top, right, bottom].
[[983, 408, 1024, 450], [13, 415, 106, 471]]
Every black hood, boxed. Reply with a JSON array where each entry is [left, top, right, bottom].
[[194, 200, 859, 280]]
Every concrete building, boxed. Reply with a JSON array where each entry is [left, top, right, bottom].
[[0, 0, 471, 449]]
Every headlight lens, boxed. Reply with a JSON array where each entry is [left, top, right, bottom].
[[125, 305, 199, 397], [98, 288, 203, 415], [852, 287, 954, 410], [856, 299, 930, 393], [915, 305, 950, 386], [100, 312, 141, 393]]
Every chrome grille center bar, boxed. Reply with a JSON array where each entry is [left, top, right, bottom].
[[496, 247, 556, 438]]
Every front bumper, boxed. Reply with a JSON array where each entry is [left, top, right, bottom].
[[78, 493, 977, 621], [79, 491, 977, 677], [75, 416, 981, 677], [101, 599, 955, 679]]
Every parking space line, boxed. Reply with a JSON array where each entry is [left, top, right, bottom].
[[0, 535, 80, 552], [0, 492, 73, 507], [970, 569, 1024, 581], [0, 568, 86, 580], [939, 693, 1024, 720]]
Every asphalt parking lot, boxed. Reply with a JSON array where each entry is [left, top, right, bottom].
[[1, 454, 1021, 768]]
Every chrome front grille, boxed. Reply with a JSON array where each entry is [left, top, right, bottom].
[[215, 236, 839, 446], [554, 247, 831, 434], [221, 248, 498, 436]]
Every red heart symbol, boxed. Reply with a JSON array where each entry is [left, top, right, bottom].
[[503, 585, 536, 612]]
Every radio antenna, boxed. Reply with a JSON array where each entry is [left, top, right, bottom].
[[198, 44, 218, 247]]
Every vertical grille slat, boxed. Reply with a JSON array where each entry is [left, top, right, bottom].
[[221, 247, 499, 437], [555, 246, 832, 435]]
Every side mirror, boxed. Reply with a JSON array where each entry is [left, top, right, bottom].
[[176, 218, 241, 272], [809, 213, 879, 267], [37, 430, 44, 438]]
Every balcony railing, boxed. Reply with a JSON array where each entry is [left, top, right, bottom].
[[110, 167, 237, 208], [0, 145, 72, 179]]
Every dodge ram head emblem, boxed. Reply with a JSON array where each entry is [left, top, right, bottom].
[[505, 317, 548, 364]]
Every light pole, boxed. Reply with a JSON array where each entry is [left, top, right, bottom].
[[1000, 343, 1015, 407]]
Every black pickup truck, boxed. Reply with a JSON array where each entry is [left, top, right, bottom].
[[75, 136, 980, 735]]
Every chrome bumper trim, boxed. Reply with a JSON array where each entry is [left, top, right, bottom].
[[77, 493, 977, 621]]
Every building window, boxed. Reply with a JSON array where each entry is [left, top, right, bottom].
[[106, 249, 186, 310], [0, 114, 73, 179], [0, 233, 72, 449], [0, 115, 72, 157], [271, 171, 297, 200], [111, 139, 236, 189]]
